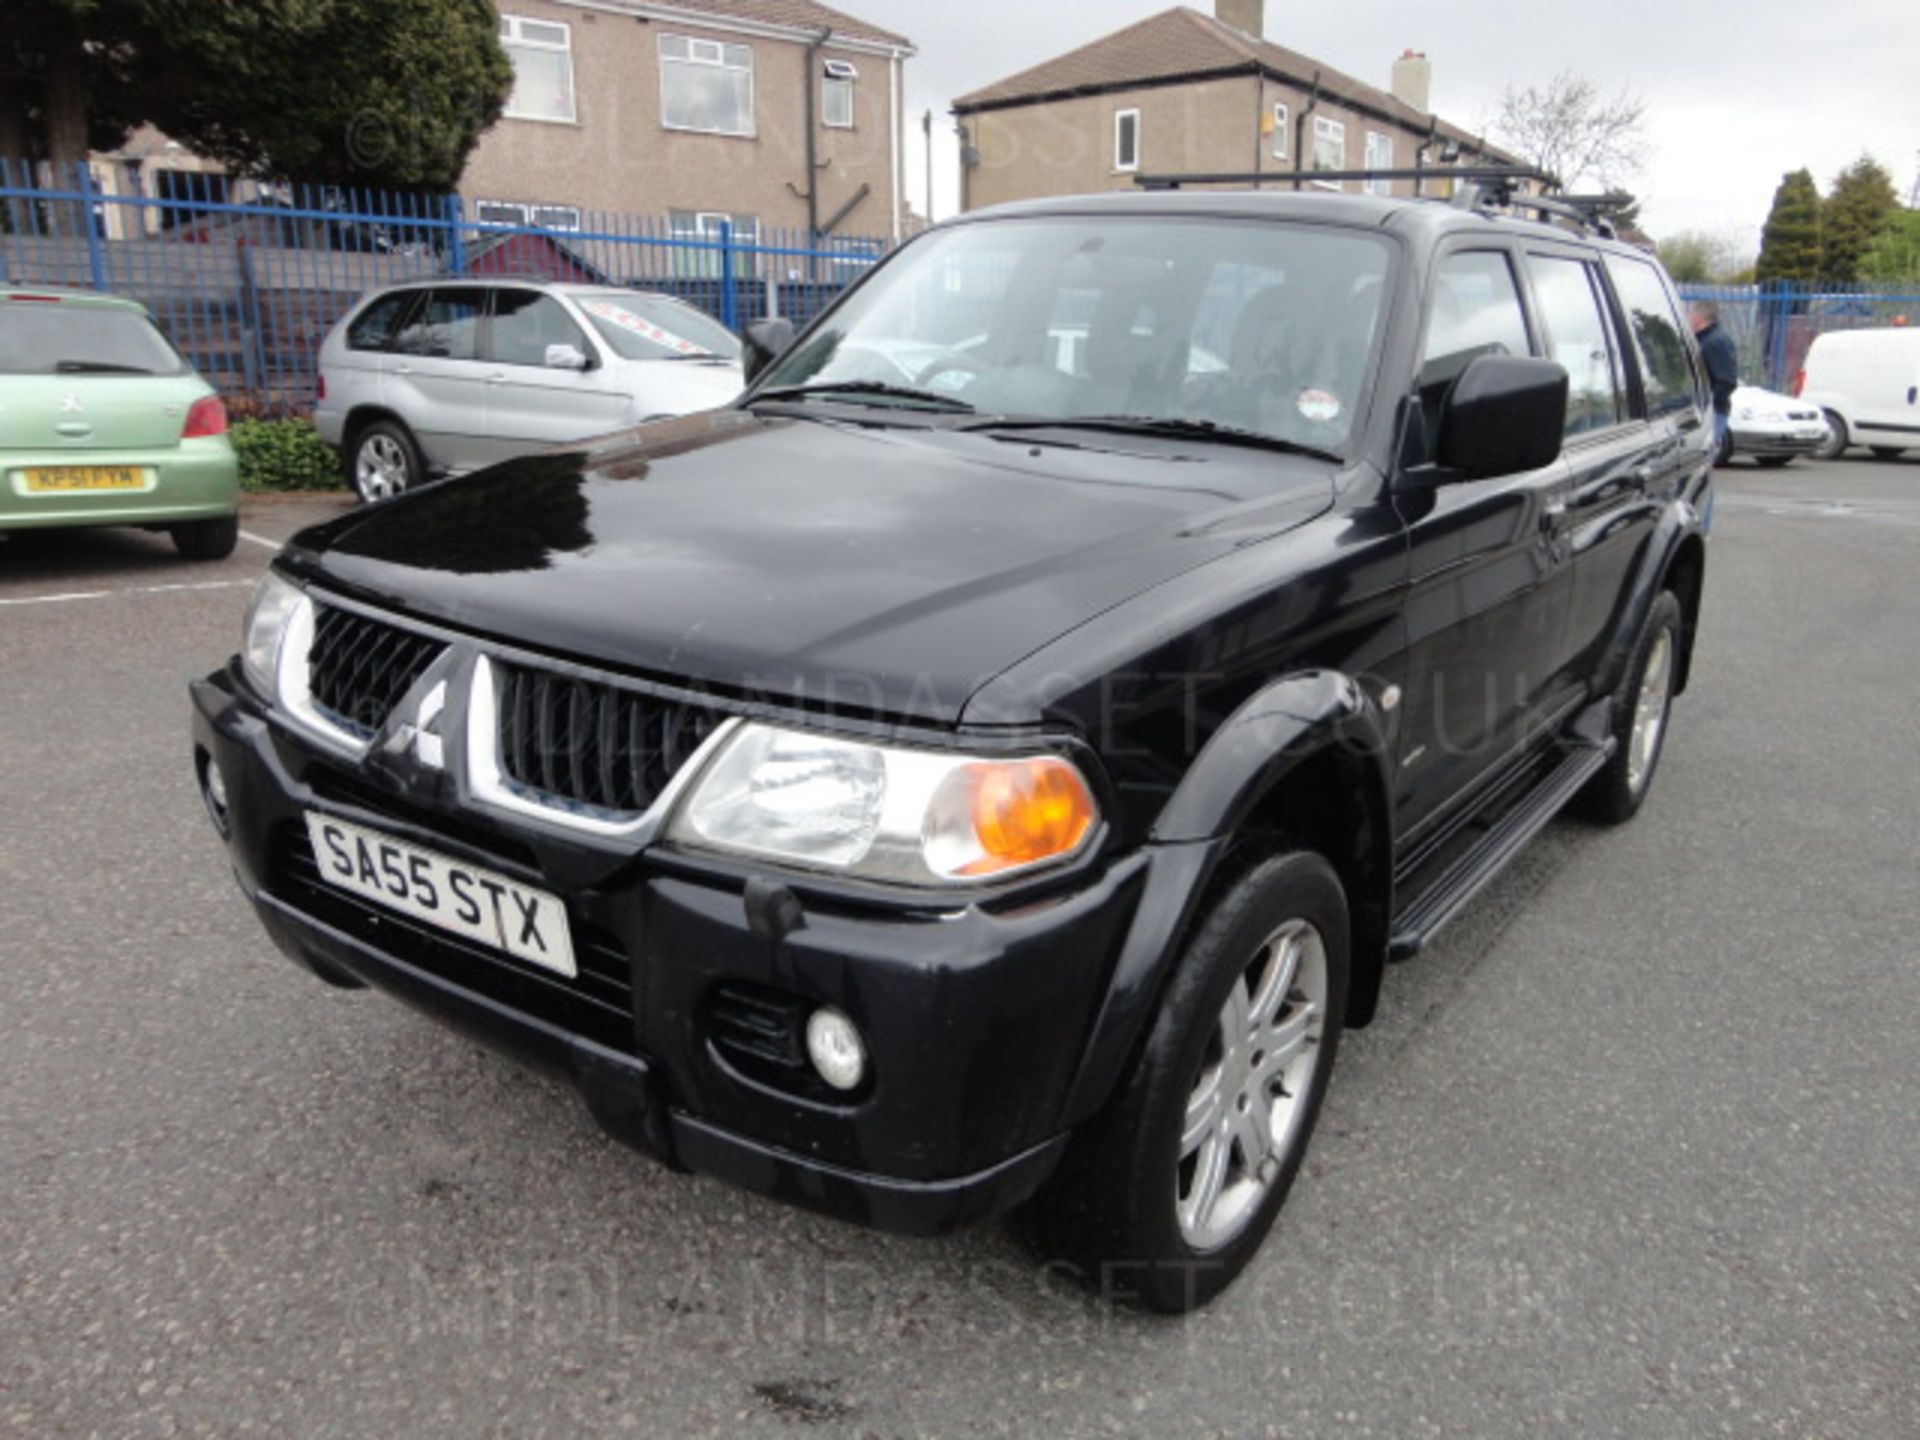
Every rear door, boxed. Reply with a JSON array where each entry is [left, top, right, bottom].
[[1551, 251, 1704, 683], [480, 289, 630, 462], [1393, 243, 1576, 835], [387, 286, 492, 474]]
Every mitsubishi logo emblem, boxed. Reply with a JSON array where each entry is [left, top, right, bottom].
[[383, 680, 448, 770], [59, 393, 84, 414]]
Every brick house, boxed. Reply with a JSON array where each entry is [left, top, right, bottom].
[[952, 1, 1513, 212], [467, 0, 915, 250], [83, 1, 914, 250]]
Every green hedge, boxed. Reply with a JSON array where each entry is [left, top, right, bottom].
[[231, 418, 345, 492]]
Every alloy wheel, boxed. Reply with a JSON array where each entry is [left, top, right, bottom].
[[356, 433, 409, 502], [1627, 628, 1674, 795], [1176, 918, 1328, 1251]]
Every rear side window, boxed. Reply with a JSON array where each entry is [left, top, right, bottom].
[[487, 292, 590, 367], [346, 292, 417, 353], [392, 288, 486, 361], [1525, 255, 1625, 435], [0, 302, 185, 376], [1604, 256, 1699, 417]]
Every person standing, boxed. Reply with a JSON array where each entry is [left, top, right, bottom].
[[1690, 300, 1738, 463]]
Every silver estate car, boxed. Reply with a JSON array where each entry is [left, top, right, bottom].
[[314, 280, 746, 502]]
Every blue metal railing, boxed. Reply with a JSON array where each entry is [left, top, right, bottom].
[[0, 159, 893, 406], [1676, 281, 1920, 393]]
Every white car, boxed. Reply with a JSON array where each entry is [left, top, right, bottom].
[[315, 281, 746, 502], [1723, 384, 1831, 468], [1795, 327, 1920, 460]]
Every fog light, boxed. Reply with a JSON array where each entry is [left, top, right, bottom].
[[805, 1007, 867, 1092], [197, 748, 231, 838]]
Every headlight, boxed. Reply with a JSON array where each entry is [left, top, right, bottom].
[[666, 724, 1099, 885], [242, 571, 303, 698]]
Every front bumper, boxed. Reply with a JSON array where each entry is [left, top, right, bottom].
[[191, 667, 1150, 1235], [1731, 425, 1828, 457], [0, 437, 238, 530]]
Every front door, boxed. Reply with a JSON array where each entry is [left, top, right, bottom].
[[1394, 245, 1577, 836], [481, 289, 630, 463]]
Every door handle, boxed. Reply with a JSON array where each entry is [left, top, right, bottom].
[[1541, 496, 1569, 526], [1908, 386, 1916, 406], [393, 364, 414, 376], [487, 372, 508, 384], [1630, 465, 1653, 492]]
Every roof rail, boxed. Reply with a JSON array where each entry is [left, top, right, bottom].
[[1131, 163, 1636, 240]]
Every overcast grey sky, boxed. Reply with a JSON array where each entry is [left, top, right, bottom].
[[853, 0, 1916, 250]]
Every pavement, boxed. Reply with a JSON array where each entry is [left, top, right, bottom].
[[2, 460, 1917, 1439]]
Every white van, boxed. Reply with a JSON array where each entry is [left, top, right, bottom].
[[1796, 327, 1920, 460]]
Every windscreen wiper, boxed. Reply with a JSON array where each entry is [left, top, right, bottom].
[[963, 414, 1341, 463], [55, 360, 154, 375], [749, 380, 978, 414]]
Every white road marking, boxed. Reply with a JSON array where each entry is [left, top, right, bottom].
[[239, 530, 282, 551], [0, 578, 255, 608]]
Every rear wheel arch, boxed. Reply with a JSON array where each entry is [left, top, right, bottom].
[[1661, 533, 1707, 695]]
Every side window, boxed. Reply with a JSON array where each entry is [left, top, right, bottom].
[[346, 292, 415, 352], [487, 291, 590, 367], [392, 288, 485, 361], [1525, 255, 1625, 435], [1604, 255, 1700, 417], [1417, 251, 1531, 447]]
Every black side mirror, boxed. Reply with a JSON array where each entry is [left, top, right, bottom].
[[1432, 355, 1569, 481], [741, 317, 796, 387]]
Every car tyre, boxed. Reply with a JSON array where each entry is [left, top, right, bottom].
[[1018, 849, 1348, 1314], [171, 514, 239, 561], [1576, 589, 1683, 825], [1869, 446, 1906, 461], [1811, 413, 1848, 460], [349, 419, 422, 504], [1754, 455, 1794, 469]]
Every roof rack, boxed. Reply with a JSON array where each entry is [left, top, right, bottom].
[[1131, 163, 1634, 240]]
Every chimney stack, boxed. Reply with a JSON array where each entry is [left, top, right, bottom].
[[1215, 0, 1264, 38], [1391, 49, 1432, 114]]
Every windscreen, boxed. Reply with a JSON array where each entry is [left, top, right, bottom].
[[570, 293, 742, 362], [760, 217, 1395, 450], [0, 302, 186, 376]]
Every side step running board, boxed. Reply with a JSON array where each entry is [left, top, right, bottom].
[[1389, 741, 1613, 961]]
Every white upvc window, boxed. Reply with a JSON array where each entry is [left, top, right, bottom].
[[823, 59, 856, 129], [1272, 102, 1289, 160], [499, 15, 576, 124], [668, 209, 761, 278], [1364, 131, 1394, 192], [474, 200, 582, 232], [660, 33, 755, 136], [1115, 108, 1141, 172], [1312, 116, 1346, 186]]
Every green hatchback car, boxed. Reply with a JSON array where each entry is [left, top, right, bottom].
[[1, 288, 239, 559]]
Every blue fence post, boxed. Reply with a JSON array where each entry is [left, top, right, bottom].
[[445, 193, 466, 275], [75, 163, 108, 291], [718, 219, 738, 332]]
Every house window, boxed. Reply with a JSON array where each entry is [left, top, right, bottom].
[[1312, 117, 1346, 185], [500, 16, 575, 123], [823, 60, 856, 129], [1272, 103, 1289, 160], [474, 201, 582, 232], [1115, 108, 1141, 172], [668, 210, 760, 278], [660, 34, 754, 136], [1364, 131, 1394, 193]]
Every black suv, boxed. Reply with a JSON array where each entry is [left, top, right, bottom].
[[192, 184, 1710, 1312]]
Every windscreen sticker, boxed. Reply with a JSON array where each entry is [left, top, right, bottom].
[[579, 299, 714, 357], [1297, 388, 1342, 423]]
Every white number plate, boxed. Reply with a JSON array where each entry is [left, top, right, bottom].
[[304, 813, 577, 978]]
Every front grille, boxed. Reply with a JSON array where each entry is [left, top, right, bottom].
[[272, 823, 635, 1050], [495, 661, 725, 817], [309, 605, 446, 740]]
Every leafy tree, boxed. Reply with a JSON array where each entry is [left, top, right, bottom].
[[1755, 169, 1823, 286], [1491, 70, 1648, 191], [1657, 230, 1745, 284], [1859, 209, 1920, 283], [1820, 155, 1899, 283], [3, 0, 511, 191]]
